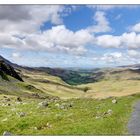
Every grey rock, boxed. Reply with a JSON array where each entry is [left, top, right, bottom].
[[112, 99, 117, 104], [38, 101, 49, 107], [95, 116, 101, 119], [3, 131, 12, 136], [59, 105, 65, 109], [107, 109, 113, 115], [19, 112, 26, 117]]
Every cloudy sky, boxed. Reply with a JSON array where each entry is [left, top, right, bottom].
[[1, 5, 140, 68]]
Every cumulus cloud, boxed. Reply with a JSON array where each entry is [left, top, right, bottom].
[[0, 25, 94, 55], [86, 11, 111, 33], [96, 35, 121, 48], [0, 5, 66, 35], [130, 23, 140, 33], [94, 32, 140, 49]]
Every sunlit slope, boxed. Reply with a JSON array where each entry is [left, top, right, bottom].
[[78, 79, 140, 99], [21, 69, 84, 99]]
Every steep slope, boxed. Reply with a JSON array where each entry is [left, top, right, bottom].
[[0, 60, 23, 82]]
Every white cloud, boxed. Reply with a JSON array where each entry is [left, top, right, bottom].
[[96, 35, 121, 48], [0, 5, 66, 35], [101, 52, 123, 63], [94, 32, 140, 49], [86, 11, 111, 33], [130, 23, 140, 33], [0, 25, 94, 55], [127, 49, 140, 58]]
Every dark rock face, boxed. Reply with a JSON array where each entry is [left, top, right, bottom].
[[0, 60, 23, 82]]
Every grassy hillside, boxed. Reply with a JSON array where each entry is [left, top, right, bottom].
[[0, 94, 140, 135], [78, 79, 140, 99], [21, 69, 85, 99]]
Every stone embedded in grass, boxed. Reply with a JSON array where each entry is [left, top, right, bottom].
[[38, 101, 49, 107], [112, 99, 117, 104], [58, 102, 73, 109], [46, 122, 52, 128], [95, 116, 101, 119], [3, 131, 13, 136], [59, 105, 65, 109], [107, 109, 113, 115], [18, 112, 26, 117]]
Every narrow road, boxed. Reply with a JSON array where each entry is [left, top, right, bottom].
[[128, 100, 140, 135]]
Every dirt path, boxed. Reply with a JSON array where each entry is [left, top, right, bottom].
[[128, 100, 140, 135]]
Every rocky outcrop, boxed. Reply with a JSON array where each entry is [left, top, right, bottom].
[[0, 60, 23, 82]]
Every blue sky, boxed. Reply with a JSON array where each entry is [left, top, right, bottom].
[[1, 5, 140, 68]]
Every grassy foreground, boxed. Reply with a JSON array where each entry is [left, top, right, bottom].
[[0, 93, 140, 135]]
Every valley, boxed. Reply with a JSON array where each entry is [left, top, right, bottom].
[[1, 55, 140, 135]]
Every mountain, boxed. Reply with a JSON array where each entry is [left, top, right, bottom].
[[0, 56, 23, 81]]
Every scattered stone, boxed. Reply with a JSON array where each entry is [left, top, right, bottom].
[[32, 93, 40, 98], [38, 101, 49, 107], [3, 131, 12, 136], [19, 112, 26, 117], [107, 109, 113, 115], [46, 122, 52, 128], [17, 97, 22, 102], [112, 99, 117, 104], [59, 105, 65, 109], [95, 116, 101, 119]]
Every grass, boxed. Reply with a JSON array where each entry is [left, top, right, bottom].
[[0, 94, 140, 135], [1, 69, 140, 135], [78, 79, 140, 99]]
